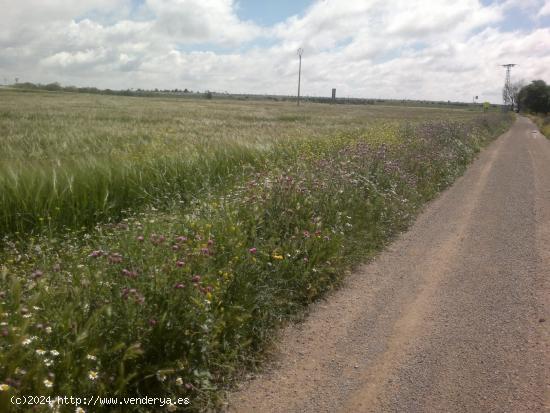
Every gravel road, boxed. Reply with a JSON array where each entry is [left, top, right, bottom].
[[225, 116, 549, 413]]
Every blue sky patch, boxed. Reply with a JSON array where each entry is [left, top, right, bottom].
[[235, 0, 314, 25]]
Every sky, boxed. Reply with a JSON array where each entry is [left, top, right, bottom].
[[0, 0, 549, 102]]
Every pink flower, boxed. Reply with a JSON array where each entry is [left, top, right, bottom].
[[136, 235, 144, 242], [174, 283, 185, 289], [207, 239, 214, 246], [191, 275, 201, 283], [176, 261, 185, 268], [249, 247, 257, 254], [176, 236, 188, 243], [172, 244, 180, 251], [149, 319, 157, 326], [303, 230, 310, 238], [89, 250, 103, 258]]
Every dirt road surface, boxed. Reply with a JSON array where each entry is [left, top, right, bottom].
[[225, 116, 549, 413]]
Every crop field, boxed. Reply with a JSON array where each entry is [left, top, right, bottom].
[[0, 89, 511, 411]]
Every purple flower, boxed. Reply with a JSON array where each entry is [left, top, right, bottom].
[[191, 275, 201, 283], [31, 270, 43, 280], [89, 250, 103, 258], [121, 269, 138, 278], [121, 287, 143, 303], [176, 236, 188, 243], [176, 261, 185, 268], [150, 234, 166, 245], [249, 247, 257, 254], [174, 283, 185, 289]]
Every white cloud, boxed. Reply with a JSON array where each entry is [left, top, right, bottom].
[[538, 0, 550, 16], [0, 0, 549, 102], [147, 0, 262, 45]]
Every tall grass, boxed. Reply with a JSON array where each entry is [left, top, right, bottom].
[[0, 145, 269, 234], [0, 91, 512, 411], [532, 114, 550, 138], [0, 90, 492, 236]]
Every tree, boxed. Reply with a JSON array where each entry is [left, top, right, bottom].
[[519, 80, 550, 114], [44, 82, 62, 91], [504, 81, 524, 111]]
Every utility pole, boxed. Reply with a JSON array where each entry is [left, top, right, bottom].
[[297, 48, 303, 106], [502, 64, 516, 111]]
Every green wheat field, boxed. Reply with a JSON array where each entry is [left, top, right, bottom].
[[0, 89, 512, 411]]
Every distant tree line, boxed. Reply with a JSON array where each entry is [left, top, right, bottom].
[[10, 81, 201, 98], [7, 81, 501, 109], [517, 80, 550, 114]]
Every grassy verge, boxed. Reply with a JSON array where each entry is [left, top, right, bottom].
[[530, 114, 550, 138], [0, 106, 512, 411]]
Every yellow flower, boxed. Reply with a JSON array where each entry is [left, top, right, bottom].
[[272, 255, 284, 260], [88, 371, 99, 381], [0, 383, 10, 391]]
